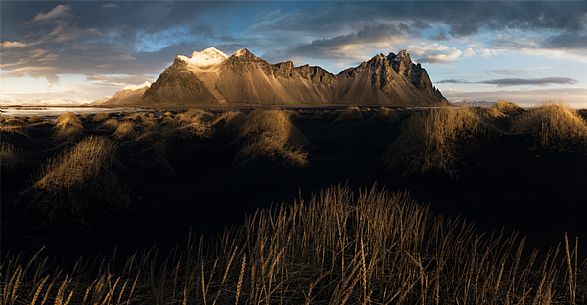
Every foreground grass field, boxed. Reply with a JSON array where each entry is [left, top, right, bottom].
[[2, 186, 585, 305], [2, 103, 587, 304]]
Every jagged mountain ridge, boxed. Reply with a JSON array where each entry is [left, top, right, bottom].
[[103, 47, 448, 106]]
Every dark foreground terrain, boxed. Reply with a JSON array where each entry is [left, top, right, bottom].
[[1, 103, 587, 304]]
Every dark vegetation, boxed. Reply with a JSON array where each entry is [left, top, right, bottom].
[[2, 104, 587, 304]]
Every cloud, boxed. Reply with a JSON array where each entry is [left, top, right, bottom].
[[86, 74, 155, 87], [33, 4, 71, 22], [102, 3, 118, 9], [438, 77, 578, 87], [418, 48, 463, 63], [265, 23, 407, 65], [544, 34, 587, 49], [409, 44, 464, 63], [1, 41, 28, 48], [443, 88, 587, 107]]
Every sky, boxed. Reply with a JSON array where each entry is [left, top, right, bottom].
[[1, 1, 587, 106]]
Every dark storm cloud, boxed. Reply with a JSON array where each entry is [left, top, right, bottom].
[[0, 1, 236, 84], [251, 1, 587, 38], [544, 33, 587, 49], [438, 77, 578, 87]]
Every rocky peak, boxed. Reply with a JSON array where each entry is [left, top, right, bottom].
[[367, 53, 389, 66], [230, 48, 263, 62]]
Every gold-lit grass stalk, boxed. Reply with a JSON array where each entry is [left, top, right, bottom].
[[384, 107, 482, 175], [3, 185, 583, 304]]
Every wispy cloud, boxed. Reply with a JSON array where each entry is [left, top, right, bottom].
[[438, 77, 578, 87], [33, 4, 71, 23]]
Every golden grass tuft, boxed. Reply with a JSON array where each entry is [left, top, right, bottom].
[[512, 103, 587, 149], [4, 185, 585, 305], [212, 111, 248, 136], [92, 111, 111, 122], [101, 118, 121, 131], [36, 136, 116, 190], [479, 101, 524, 119], [114, 121, 137, 140], [27, 114, 43, 124], [54, 112, 83, 142], [29, 136, 129, 224], [333, 106, 364, 123], [384, 107, 482, 175], [170, 109, 214, 139], [0, 117, 29, 135], [235, 110, 310, 167]]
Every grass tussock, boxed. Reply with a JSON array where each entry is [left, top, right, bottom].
[[114, 121, 137, 140], [3, 185, 585, 305], [512, 103, 587, 149], [92, 111, 111, 122], [235, 109, 310, 167], [170, 109, 214, 139], [333, 106, 364, 123], [0, 117, 28, 135], [384, 107, 482, 175], [121, 131, 175, 178], [212, 111, 248, 136], [479, 101, 525, 119], [27, 136, 129, 224], [54, 112, 83, 142], [101, 118, 121, 131], [0, 142, 25, 169], [27, 115, 43, 124]]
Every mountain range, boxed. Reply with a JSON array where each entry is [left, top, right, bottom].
[[97, 47, 448, 106]]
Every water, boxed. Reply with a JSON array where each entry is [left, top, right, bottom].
[[0, 106, 146, 118]]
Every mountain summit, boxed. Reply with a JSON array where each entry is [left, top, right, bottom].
[[101, 47, 448, 106]]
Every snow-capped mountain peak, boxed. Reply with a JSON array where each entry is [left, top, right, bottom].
[[177, 47, 228, 69]]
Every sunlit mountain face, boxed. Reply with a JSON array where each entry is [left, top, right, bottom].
[[1, 1, 587, 106]]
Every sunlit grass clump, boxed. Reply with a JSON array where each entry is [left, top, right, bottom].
[[480, 101, 524, 119], [384, 107, 482, 175], [212, 111, 248, 136], [512, 103, 587, 150], [100, 118, 121, 131], [235, 109, 310, 167], [114, 121, 137, 140], [0, 117, 28, 136], [3, 186, 584, 305], [171, 108, 213, 139], [54, 112, 83, 141], [92, 111, 111, 122], [26, 136, 129, 225], [333, 106, 364, 123]]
